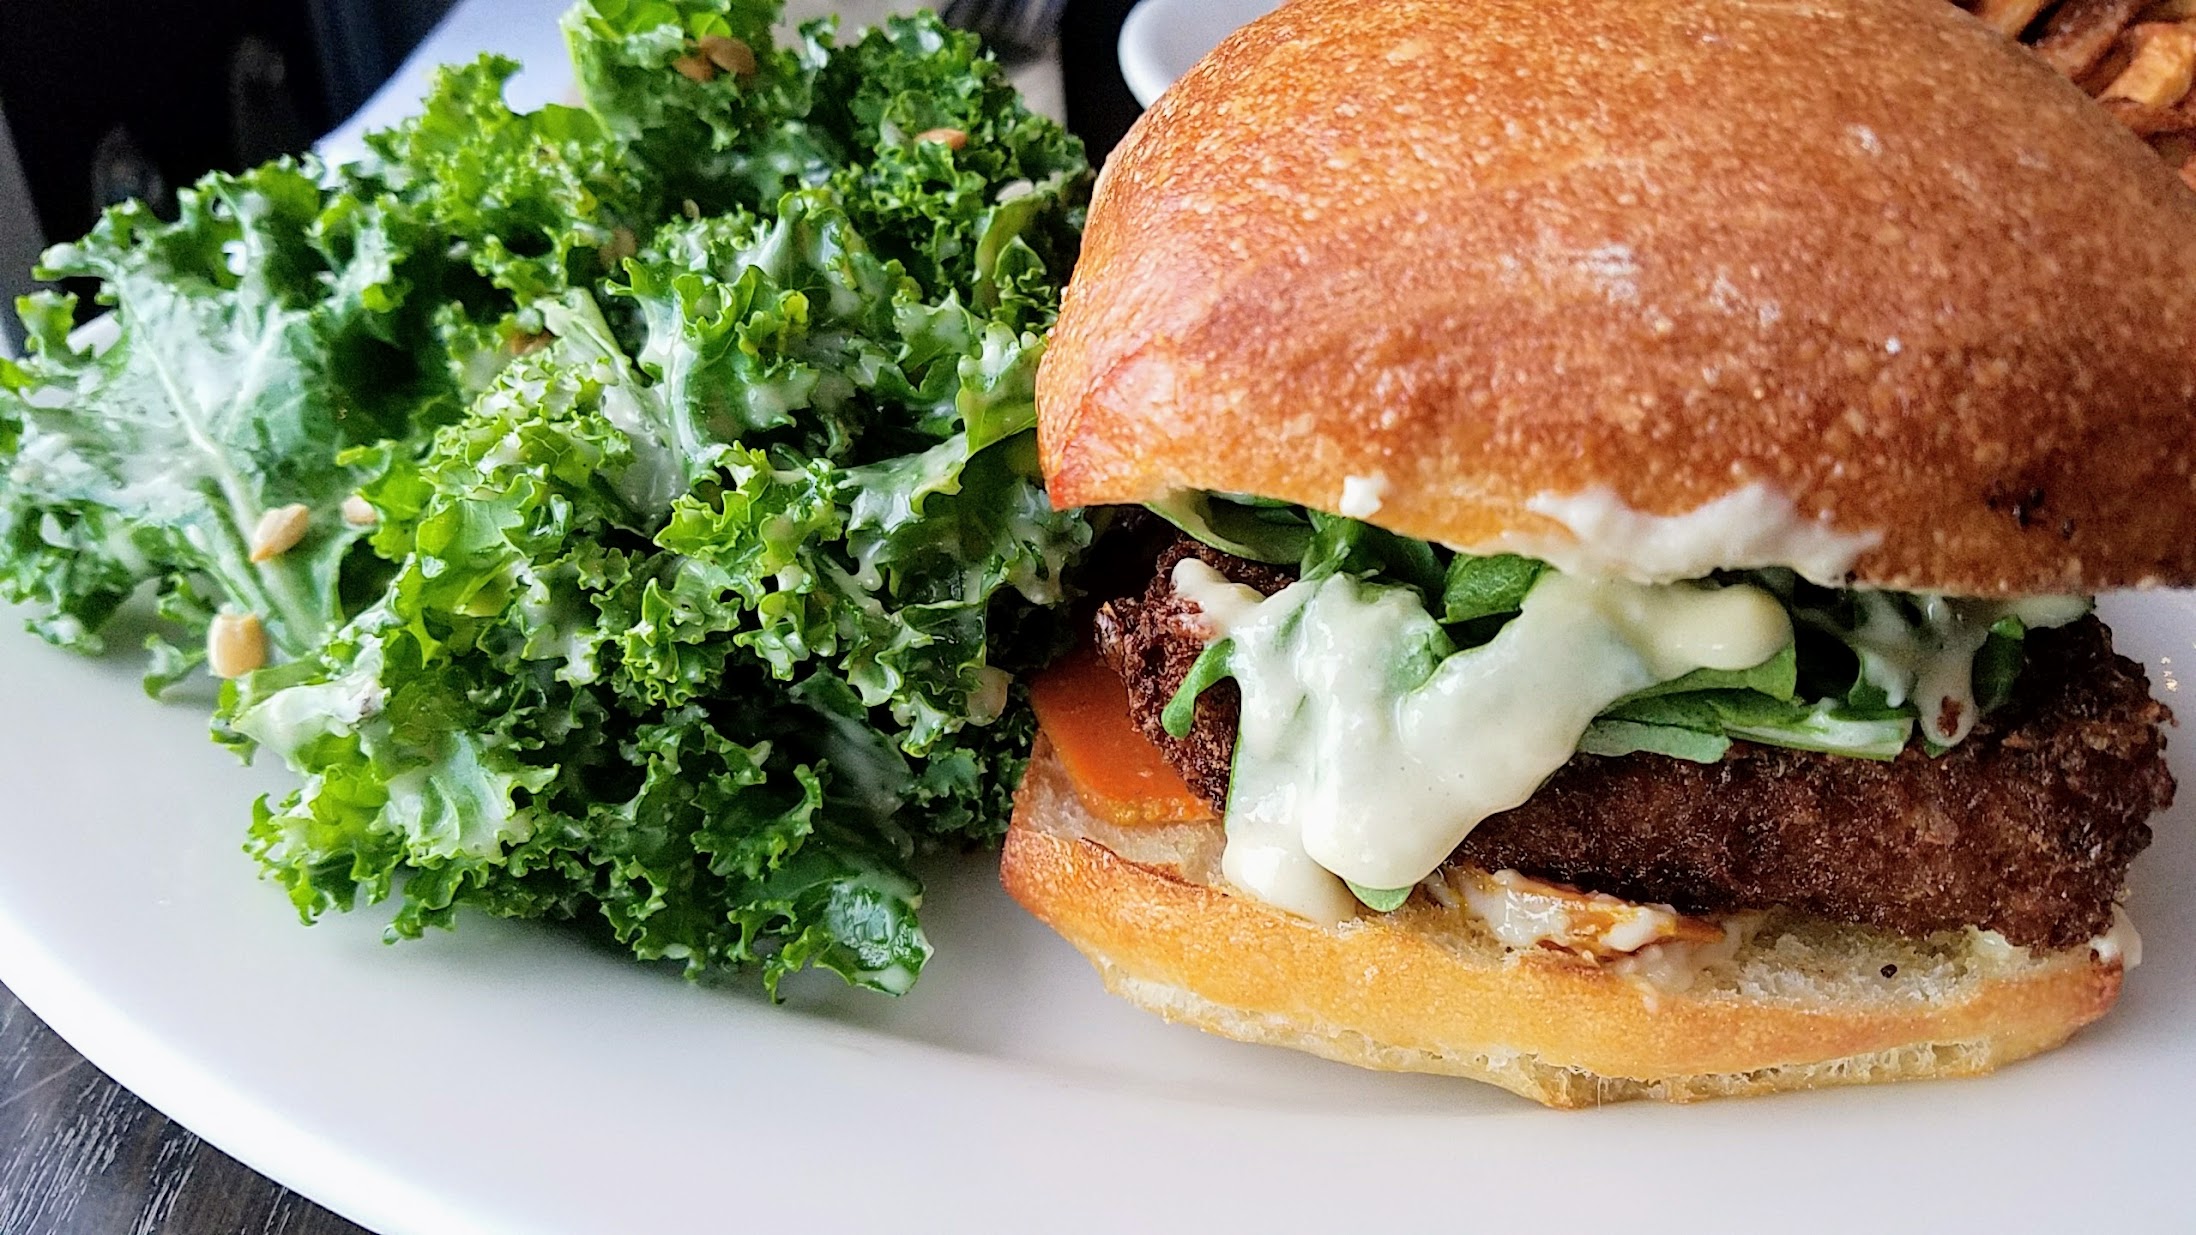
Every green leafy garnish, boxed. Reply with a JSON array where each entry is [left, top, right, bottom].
[[1152, 496, 2069, 767], [1974, 615, 2027, 714], [1302, 511, 1444, 597], [2, 0, 1091, 997], [1602, 690, 1912, 761], [1440, 553, 1544, 625], [1146, 492, 1313, 565], [1577, 719, 1732, 764], [0, 163, 446, 669], [1163, 637, 1235, 739]]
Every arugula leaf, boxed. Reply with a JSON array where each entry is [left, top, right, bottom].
[[1605, 690, 1912, 760], [1721, 700, 1912, 760], [1615, 642, 1798, 703], [1162, 638, 1234, 739], [1441, 553, 1544, 624], [1578, 719, 1731, 764], [1974, 615, 2027, 714], [1577, 644, 1818, 759], [1146, 491, 1313, 565], [1302, 511, 1444, 597]]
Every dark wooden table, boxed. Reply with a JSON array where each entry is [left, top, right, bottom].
[[0, 982, 368, 1235]]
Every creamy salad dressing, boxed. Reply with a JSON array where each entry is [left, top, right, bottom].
[[2092, 904, 2143, 970], [1338, 473, 1388, 518], [1424, 868, 1761, 1000], [1469, 483, 1883, 585], [1452, 868, 1698, 954], [1837, 593, 2088, 745], [1608, 919, 1763, 1004], [1172, 558, 1792, 921]]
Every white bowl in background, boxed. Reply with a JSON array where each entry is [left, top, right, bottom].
[[1118, 0, 1281, 106]]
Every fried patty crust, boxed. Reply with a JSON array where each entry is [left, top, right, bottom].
[[1094, 540, 2174, 949]]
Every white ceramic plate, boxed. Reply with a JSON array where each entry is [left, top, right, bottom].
[[2, 585, 2193, 1234], [1119, 0, 1281, 106]]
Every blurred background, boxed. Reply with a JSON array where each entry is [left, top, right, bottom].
[[0, 0, 458, 352], [0, 0, 1146, 356]]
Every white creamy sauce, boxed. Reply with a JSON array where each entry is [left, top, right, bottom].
[[1454, 868, 1686, 954], [2092, 904, 2143, 970], [1467, 483, 1883, 585], [1608, 917, 1763, 1005], [1459, 871, 1598, 951], [1173, 558, 1792, 921], [1838, 593, 2087, 745], [229, 637, 388, 753], [1172, 559, 1267, 632], [1338, 473, 1388, 518], [1439, 868, 1757, 1003], [1967, 928, 2029, 967]]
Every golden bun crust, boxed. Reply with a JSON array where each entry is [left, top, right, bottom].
[[1001, 740, 2125, 1107], [1037, 0, 2196, 594]]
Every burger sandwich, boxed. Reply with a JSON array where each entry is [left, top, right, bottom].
[[1001, 0, 2196, 1105]]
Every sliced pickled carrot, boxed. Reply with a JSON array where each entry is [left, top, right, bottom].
[[1028, 646, 1216, 826]]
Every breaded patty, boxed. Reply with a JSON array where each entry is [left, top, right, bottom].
[[1095, 540, 2173, 949]]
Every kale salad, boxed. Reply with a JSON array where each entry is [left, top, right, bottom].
[[0, 0, 1091, 996]]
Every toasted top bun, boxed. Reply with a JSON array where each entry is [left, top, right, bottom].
[[1037, 0, 2196, 594]]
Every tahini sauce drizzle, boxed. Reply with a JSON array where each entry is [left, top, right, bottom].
[[1836, 593, 2088, 745], [1172, 559, 1792, 922]]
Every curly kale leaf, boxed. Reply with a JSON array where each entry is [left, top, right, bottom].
[[0, 163, 456, 668], [9, 0, 1092, 997]]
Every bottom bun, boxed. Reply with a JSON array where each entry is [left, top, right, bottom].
[[1000, 737, 2126, 1108]]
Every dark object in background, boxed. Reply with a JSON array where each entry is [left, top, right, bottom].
[[1060, 0, 1143, 165], [2, 0, 1146, 357], [0, 0, 457, 354], [942, 0, 1069, 65]]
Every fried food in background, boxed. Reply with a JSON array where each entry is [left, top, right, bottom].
[[1984, 0, 2196, 184]]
